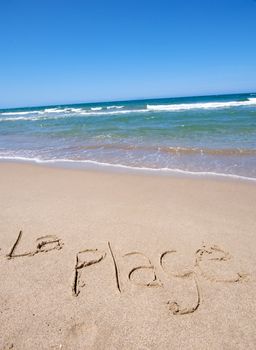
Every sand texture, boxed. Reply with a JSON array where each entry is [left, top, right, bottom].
[[0, 163, 256, 349]]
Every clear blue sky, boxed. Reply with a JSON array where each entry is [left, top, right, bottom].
[[0, 0, 256, 108]]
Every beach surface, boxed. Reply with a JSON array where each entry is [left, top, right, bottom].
[[0, 162, 256, 349]]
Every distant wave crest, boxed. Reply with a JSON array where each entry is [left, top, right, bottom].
[[2, 110, 39, 116], [0, 108, 148, 122], [1, 97, 256, 122], [106, 105, 124, 109], [91, 107, 102, 111], [147, 98, 256, 111]]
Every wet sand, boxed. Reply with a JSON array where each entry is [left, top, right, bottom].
[[0, 162, 256, 349]]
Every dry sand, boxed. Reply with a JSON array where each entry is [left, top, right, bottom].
[[0, 162, 256, 349]]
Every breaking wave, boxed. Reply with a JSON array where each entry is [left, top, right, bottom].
[[91, 107, 102, 111], [106, 105, 124, 109], [147, 98, 256, 111], [1, 97, 256, 122], [0, 108, 148, 122]]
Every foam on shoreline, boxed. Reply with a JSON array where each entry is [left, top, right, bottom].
[[0, 155, 255, 182]]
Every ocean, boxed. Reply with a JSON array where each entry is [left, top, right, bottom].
[[0, 93, 256, 180]]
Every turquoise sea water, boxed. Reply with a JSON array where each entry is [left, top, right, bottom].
[[0, 93, 256, 180]]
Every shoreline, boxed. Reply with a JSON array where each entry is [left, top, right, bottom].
[[1, 92, 255, 184], [1, 157, 256, 183]]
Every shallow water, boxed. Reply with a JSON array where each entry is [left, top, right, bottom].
[[0, 93, 256, 179]]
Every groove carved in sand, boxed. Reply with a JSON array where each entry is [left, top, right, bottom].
[[108, 241, 122, 293], [3, 234, 249, 316], [167, 274, 201, 315], [123, 251, 162, 287], [6, 231, 63, 259], [160, 250, 201, 315], [72, 249, 106, 296], [195, 244, 248, 283]]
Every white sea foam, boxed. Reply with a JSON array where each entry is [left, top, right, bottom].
[[0, 108, 148, 122], [106, 105, 124, 109], [1, 110, 39, 116], [42, 107, 85, 114], [78, 109, 148, 116], [91, 107, 103, 111], [2, 97, 256, 121], [0, 116, 41, 122], [0, 107, 85, 117], [43, 108, 65, 113], [147, 98, 256, 111], [0, 155, 255, 182]]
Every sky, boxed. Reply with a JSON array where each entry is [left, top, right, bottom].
[[0, 0, 256, 108]]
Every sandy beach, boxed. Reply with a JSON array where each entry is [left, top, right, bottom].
[[0, 162, 256, 349]]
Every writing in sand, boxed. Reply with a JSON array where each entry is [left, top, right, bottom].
[[3, 230, 249, 316]]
